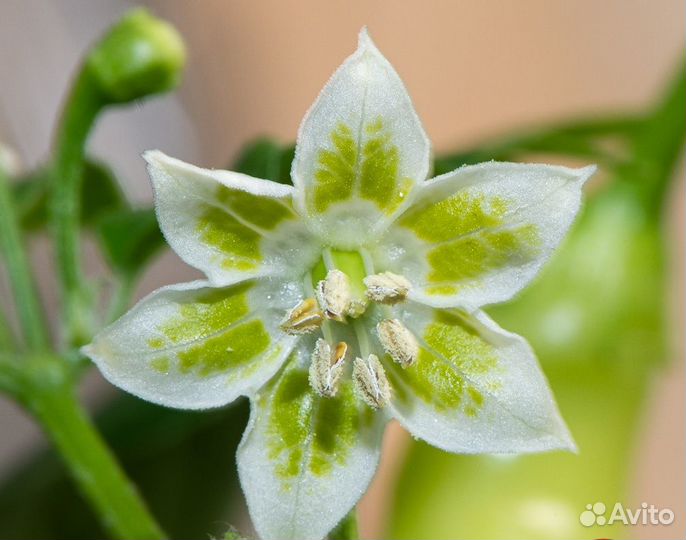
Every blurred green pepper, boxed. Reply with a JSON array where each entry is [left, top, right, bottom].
[[388, 67, 683, 539], [390, 180, 665, 539]]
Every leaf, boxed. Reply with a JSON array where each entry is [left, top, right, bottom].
[[232, 138, 294, 185], [96, 208, 163, 277], [13, 159, 128, 231]]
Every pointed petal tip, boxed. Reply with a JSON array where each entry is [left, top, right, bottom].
[[142, 149, 167, 167], [79, 343, 93, 359], [357, 26, 378, 52], [561, 431, 579, 454], [578, 163, 598, 184], [358, 26, 370, 43]]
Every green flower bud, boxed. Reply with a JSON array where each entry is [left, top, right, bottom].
[[86, 8, 186, 104]]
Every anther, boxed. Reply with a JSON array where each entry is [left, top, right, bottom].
[[309, 339, 347, 397], [364, 272, 411, 305], [316, 269, 352, 322], [280, 298, 323, 334], [376, 318, 419, 367], [353, 354, 391, 409]]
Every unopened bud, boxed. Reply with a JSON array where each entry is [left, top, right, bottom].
[[309, 339, 347, 397], [377, 319, 419, 367], [364, 272, 411, 304], [87, 8, 186, 104], [353, 354, 390, 409]]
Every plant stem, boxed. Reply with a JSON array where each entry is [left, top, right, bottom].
[[329, 509, 358, 540], [51, 67, 105, 348], [23, 357, 166, 540], [629, 64, 685, 216], [0, 167, 49, 350]]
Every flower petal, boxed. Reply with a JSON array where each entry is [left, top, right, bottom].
[[83, 279, 301, 409], [238, 340, 385, 540], [382, 304, 575, 453], [374, 162, 596, 310], [292, 29, 430, 247], [145, 150, 320, 286]]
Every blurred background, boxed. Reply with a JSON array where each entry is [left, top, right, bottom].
[[0, 1, 683, 539]]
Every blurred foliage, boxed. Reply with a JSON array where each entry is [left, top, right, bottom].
[[12, 159, 127, 231], [0, 63, 682, 540], [0, 393, 249, 539], [97, 209, 162, 279]]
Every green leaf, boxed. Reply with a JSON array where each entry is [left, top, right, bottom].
[[12, 159, 127, 231], [232, 138, 294, 185], [432, 115, 640, 175], [96, 208, 162, 277]]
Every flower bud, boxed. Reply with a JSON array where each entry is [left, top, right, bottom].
[[87, 8, 186, 104]]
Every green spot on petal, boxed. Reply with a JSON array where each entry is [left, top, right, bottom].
[[177, 319, 271, 377], [311, 123, 356, 213], [310, 382, 360, 476], [400, 190, 542, 291], [148, 337, 165, 349], [359, 118, 410, 213], [266, 361, 366, 487], [310, 118, 411, 215], [425, 285, 458, 296], [197, 203, 261, 266], [400, 192, 508, 243], [149, 356, 170, 374], [159, 283, 253, 344], [388, 311, 497, 416], [426, 224, 540, 284], [216, 185, 294, 230]]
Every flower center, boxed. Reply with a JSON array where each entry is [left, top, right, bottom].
[[280, 248, 418, 408]]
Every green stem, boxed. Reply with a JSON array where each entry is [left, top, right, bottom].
[[629, 64, 685, 216], [329, 509, 358, 540], [24, 358, 166, 540], [0, 167, 49, 350], [51, 67, 105, 348]]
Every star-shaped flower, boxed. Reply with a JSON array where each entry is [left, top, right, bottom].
[[84, 30, 595, 540]]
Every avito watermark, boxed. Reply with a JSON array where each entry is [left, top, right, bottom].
[[580, 502, 674, 527]]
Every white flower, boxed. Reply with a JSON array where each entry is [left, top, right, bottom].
[[83, 29, 594, 540]]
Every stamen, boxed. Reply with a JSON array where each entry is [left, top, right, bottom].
[[364, 272, 411, 305], [309, 339, 347, 397], [376, 318, 419, 367], [316, 269, 352, 322], [353, 354, 390, 409], [280, 298, 323, 334]]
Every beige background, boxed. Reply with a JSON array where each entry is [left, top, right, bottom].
[[0, 1, 684, 539]]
